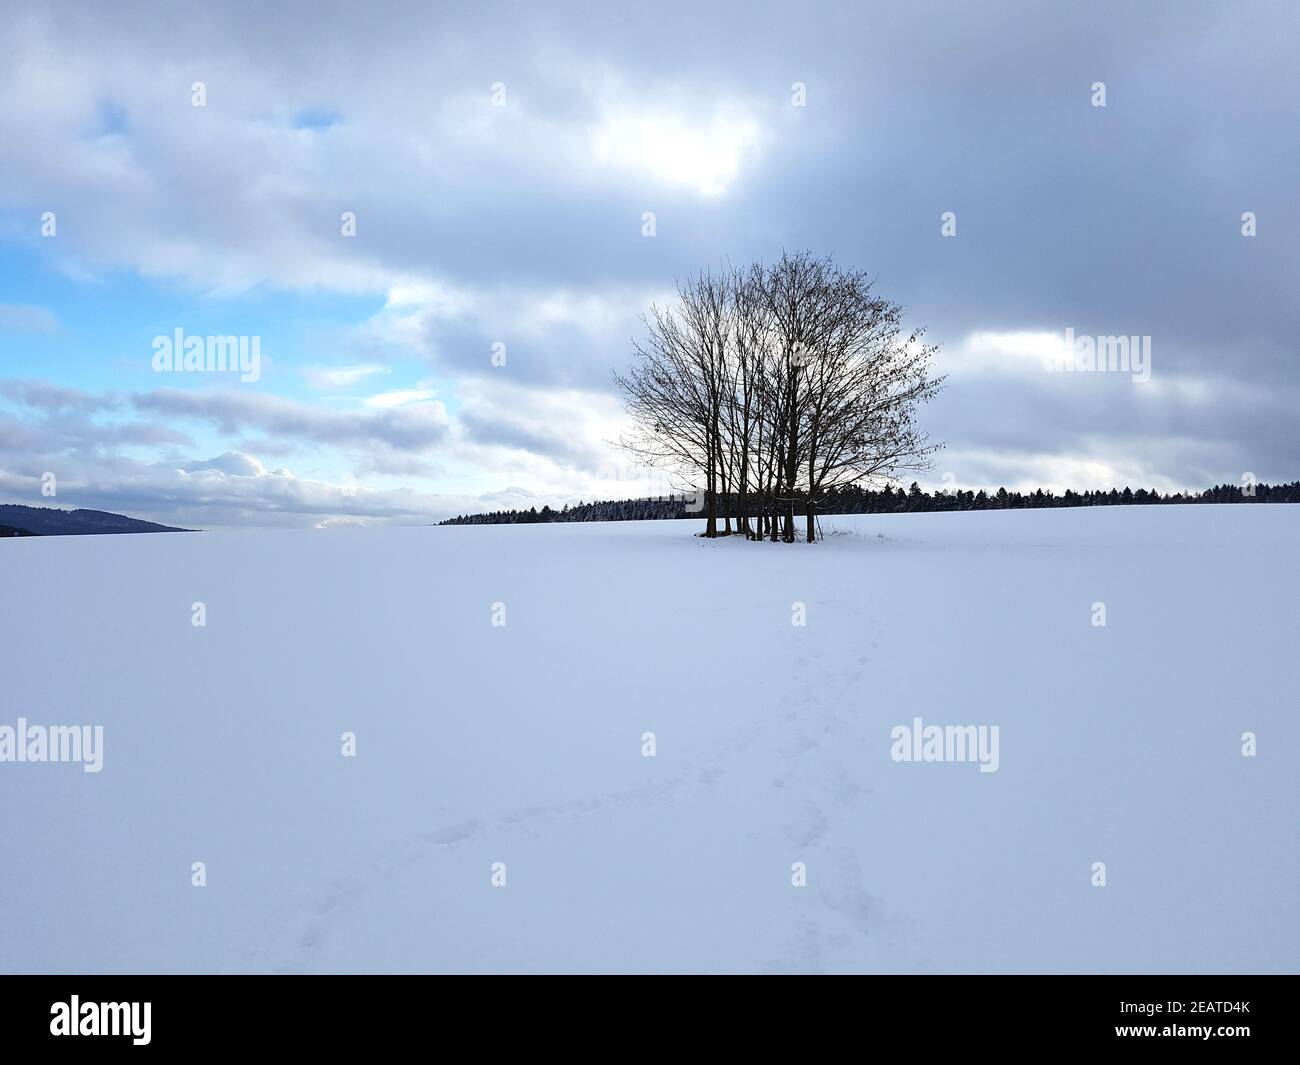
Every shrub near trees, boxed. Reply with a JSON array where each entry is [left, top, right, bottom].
[[615, 251, 944, 542]]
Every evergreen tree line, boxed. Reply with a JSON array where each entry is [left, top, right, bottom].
[[439, 480, 1300, 526]]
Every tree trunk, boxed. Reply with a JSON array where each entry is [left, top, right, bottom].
[[806, 447, 817, 543], [705, 436, 717, 537], [720, 459, 731, 535], [737, 454, 750, 538], [770, 468, 783, 541], [782, 367, 798, 543]]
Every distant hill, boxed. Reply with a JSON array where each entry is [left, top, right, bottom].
[[0, 504, 189, 536]]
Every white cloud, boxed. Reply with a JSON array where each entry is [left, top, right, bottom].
[[302, 364, 390, 388], [181, 451, 271, 477], [945, 331, 1066, 377], [591, 107, 763, 196], [363, 389, 437, 409]]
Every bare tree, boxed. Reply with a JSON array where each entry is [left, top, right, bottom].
[[616, 267, 731, 537], [798, 269, 943, 541], [617, 252, 942, 543], [725, 261, 773, 538]]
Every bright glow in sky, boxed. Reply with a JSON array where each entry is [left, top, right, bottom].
[[592, 110, 762, 196]]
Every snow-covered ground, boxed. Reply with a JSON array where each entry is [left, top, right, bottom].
[[1, 506, 1295, 973]]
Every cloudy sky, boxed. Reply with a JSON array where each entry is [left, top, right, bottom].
[[0, 0, 1295, 527]]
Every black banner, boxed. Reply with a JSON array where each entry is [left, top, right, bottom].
[[0, 975, 1286, 1052]]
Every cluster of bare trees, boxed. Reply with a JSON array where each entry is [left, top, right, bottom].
[[616, 251, 944, 542]]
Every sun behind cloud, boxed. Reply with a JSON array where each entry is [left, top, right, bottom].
[[591, 108, 762, 196]]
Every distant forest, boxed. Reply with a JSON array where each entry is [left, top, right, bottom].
[[440, 480, 1300, 527]]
